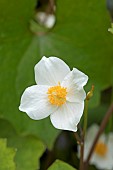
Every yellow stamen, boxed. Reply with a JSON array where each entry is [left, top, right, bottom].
[[47, 83, 67, 106], [94, 141, 108, 157]]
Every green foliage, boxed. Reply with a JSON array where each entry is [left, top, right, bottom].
[[48, 160, 76, 170], [0, 0, 59, 149], [9, 136, 45, 170], [54, 0, 113, 107], [0, 138, 16, 170], [0, 0, 113, 169], [0, 119, 45, 170]]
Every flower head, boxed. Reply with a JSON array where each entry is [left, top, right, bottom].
[[82, 124, 113, 170], [36, 12, 56, 28], [19, 56, 88, 132]]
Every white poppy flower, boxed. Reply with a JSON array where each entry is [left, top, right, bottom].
[[19, 56, 88, 132], [82, 124, 113, 170]]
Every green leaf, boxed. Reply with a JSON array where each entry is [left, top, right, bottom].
[[0, 138, 16, 170], [0, 0, 59, 149], [0, 119, 45, 170], [0, 0, 35, 39], [48, 160, 77, 170], [9, 136, 45, 170], [48, 0, 113, 107]]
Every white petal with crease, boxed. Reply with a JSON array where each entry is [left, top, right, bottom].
[[35, 56, 70, 86], [50, 101, 84, 132], [19, 85, 58, 120], [62, 68, 88, 87], [66, 88, 86, 103], [62, 68, 88, 102]]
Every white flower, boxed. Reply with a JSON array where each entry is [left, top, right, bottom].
[[36, 12, 56, 28], [19, 56, 88, 132], [82, 124, 113, 170]]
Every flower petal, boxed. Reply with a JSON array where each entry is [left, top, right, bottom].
[[66, 86, 86, 103], [61, 68, 88, 102], [84, 125, 106, 158], [91, 153, 113, 170], [108, 133, 113, 157], [62, 68, 88, 87], [83, 124, 113, 169], [19, 85, 58, 120], [50, 101, 84, 132], [35, 56, 70, 86], [85, 124, 99, 142], [83, 125, 99, 161]]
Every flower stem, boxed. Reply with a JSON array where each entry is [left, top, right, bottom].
[[79, 86, 94, 170], [79, 99, 89, 170], [79, 86, 93, 170], [73, 132, 81, 144], [83, 99, 89, 136], [83, 85, 94, 136], [79, 141, 84, 170], [84, 103, 113, 170]]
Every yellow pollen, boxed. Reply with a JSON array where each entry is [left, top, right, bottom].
[[47, 84, 67, 106], [94, 142, 108, 157]]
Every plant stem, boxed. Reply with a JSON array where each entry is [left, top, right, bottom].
[[84, 103, 113, 170], [83, 85, 94, 136], [74, 132, 81, 144], [83, 99, 89, 136], [79, 140, 84, 170], [77, 124, 84, 170], [79, 98, 89, 170], [79, 86, 94, 170]]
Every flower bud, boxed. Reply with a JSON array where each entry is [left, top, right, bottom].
[[86, 85, 94, 100]]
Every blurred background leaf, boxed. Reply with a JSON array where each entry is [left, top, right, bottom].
[[9, 136, 45, 170], [0, 138, 16, 170], [48, 160, 76, 170], [0, 119, 45, 170], [0, 0, 59, 149]]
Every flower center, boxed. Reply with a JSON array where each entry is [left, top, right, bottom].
[[94, 141, 108, 157], [47, 83, 67, 106]]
